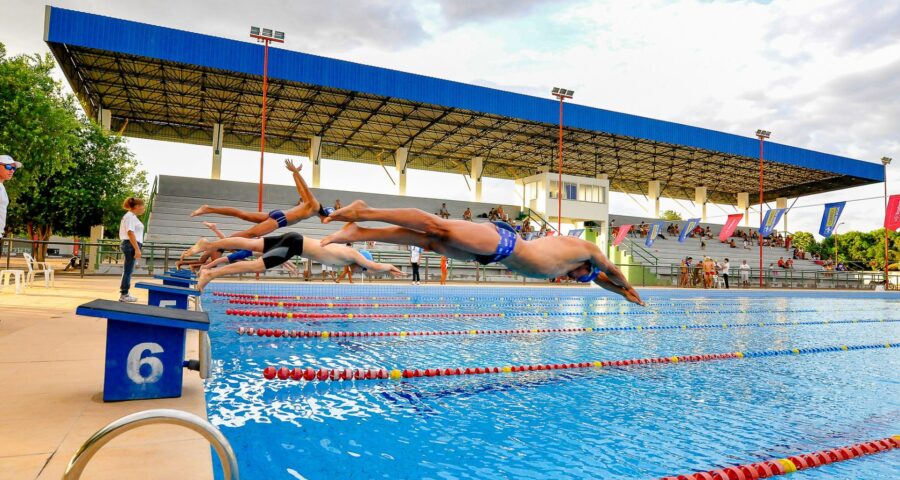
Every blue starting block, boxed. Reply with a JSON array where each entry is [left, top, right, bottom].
[[76, 299, 210, 402], [154, 274, 197, 288], [167, 269, 196, 279], [136, 282, 199, 310]]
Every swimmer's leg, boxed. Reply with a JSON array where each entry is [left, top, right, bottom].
[[191, 205, 269, 223], [322, 224, 474, 261], [197, 258, 266, 291], [204, 222, 227, 239], [324, 201, 497, 255], [202, 237, 266, 254], [226, 218, 279, 239]]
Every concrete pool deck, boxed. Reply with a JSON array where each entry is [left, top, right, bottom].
[[0, 276, 210, 480]]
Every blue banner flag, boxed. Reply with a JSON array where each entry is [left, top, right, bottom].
[[645, 221, 665, 247], [818, 202, 846, 238], [679, 218, 700, 243], [758, 208, 786, 237]]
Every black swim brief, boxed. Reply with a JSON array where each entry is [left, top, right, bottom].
[[261, 232, 304, 269]]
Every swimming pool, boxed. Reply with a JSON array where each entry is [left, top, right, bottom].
[[201, 285, 899, 479]]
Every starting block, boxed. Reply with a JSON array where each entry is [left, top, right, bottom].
[[136, 281, 199, 310], [76, 299, 210, 402], [167, 269, 196, 279], [154, 274, 197, 288]]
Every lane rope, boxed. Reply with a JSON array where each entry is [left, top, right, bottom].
[[224, 308, 819, 320], [260, 342, 895, 382], [660, 435, 899, 479], [235, 318, 899, 340]]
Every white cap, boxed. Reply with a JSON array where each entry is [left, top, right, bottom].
[[0, 155, 23, 168]]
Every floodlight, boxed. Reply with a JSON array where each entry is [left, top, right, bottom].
[[755, 129, 771, 139], [882, 156, 892, 166]]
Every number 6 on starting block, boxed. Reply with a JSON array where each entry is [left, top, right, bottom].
[[76, 300, 209, 402]]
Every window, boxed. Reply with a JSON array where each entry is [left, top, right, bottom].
[[525, 182, 539, 201], [576, 185, 606, 203], [564, 183, 577, 200], [549, 181, 559, 199]]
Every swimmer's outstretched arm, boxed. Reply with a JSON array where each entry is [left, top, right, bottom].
[[285, 159, 318, 207], [201, 255, 231, 270], [589, 247, 645, 306]]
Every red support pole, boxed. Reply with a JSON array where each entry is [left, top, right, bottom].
[[258, 40, 270, 213], [759, 136, 764, 287], [885, 162, 891, 289], [558, 98, 563, 233]]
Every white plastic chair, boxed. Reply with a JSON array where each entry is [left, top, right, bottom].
[[23, 252, 55, 287], [0, 270, 25, 294]]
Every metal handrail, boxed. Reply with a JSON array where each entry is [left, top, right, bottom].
[[524, 208, 560, 235], [63, 409, 238, 480]]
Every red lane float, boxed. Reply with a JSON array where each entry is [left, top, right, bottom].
[[225, 309, 502, 319], [237, 326, 594, 338], [259, 342, 894, 383], [227, 299, 457, 308], [660, 436, 900, 479], [212, 292, 410, 300]]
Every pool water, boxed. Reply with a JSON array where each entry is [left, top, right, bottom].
[[202, 285, 900, 479]]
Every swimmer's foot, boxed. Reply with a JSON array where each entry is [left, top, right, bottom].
[[321, 222, 362, 246], [202, 221, 217, 230], [181, 238, 210, 259], [196, 270, 212, 292], [191, 205, 210, 217], [323, 199, 368, 224]]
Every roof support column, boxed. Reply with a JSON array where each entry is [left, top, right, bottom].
[[648, 180, 661, 218], [309, 136, 322, 188], [211, 123, 224, 180], [98, 108, 111, 133], [395, 147, 409, 196], [471, 157, 484, 202], [695, 186, 708, 222], [776, 197, 788, 233], [736, 192, 750, 226]]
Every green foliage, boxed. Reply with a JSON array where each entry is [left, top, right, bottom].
[[0, 43, 147, 245], [791, 231, 815, 251], [796, 229, 899, 270], [661, 209, 683, 221]]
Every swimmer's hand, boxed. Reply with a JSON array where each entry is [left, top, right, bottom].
[[624, 287, 645, 307], [285, 158, 302, 174], [387, 265, 406, 277]]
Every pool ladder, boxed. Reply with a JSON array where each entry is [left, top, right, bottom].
[[63, 409, 239, 479]]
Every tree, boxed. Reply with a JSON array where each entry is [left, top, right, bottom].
[[791, 231, 815, 251], [1, 43, 147, 259], [661, 209, 683, 221], [0, 44, 81, 240]]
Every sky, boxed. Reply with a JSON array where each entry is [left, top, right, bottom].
[[1, 0, 898, 237]]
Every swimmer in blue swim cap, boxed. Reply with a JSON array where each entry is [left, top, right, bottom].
[[321, 200, 644, 306]]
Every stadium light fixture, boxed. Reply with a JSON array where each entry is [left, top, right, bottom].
[[250, 26, 285, 43], [551, 87, 574, 232], [883, 156, 893, 288], [756, 129, 771, 287]]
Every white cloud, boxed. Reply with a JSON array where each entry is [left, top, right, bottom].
[[1, 0, 897, 237]]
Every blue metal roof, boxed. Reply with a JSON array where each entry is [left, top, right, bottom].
[[44, 6, 883, 182]]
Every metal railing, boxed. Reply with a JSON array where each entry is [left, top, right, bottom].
[[614, 263, 894, 290], [63, 409, 238, 479], [618, 238, 659, 266]]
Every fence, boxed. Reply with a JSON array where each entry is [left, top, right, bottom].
[[1, 237, 894, 289]]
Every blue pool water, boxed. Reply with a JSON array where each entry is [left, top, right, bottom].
[[202, 285, 900, 479]]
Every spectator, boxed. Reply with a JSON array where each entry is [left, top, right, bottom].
[[743, 238, 750, 250], [440, 255, 448, 285], [700, 238, 707, 251], [777, 257, 786, 269], [497, 206, 506, 222], [118, 197, 146, 303], [739, 260, 751, 287], [638, 221, 647, 238], [488, 208, 498, 221], [692, 260, 703, 287], [702, 257, 715, 288], [439, 203, 450, 219], [0, 155, 22, 245], [729, 239, 736, 248], [463, 207, 472, 221], [321, 264, 336, 282], [334, 199, 342, 210], [679, 257, 691, 287], [720, 258, 730, 289], [336, 243, 355, 283], [410, 245, 422, 285]]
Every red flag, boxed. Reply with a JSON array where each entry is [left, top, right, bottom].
[[886, 194, 900, 231], [718, 214, 743, 242], [612, 224, 631, 246]]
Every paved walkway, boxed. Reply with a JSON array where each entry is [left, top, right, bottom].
[[0, 276, 210, 480]]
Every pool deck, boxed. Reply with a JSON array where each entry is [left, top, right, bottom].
[[0, 276, 210, 480]]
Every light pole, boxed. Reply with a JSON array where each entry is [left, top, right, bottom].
[[551, 87, 574, 233], [883, 156, 893, 288], [250, 26, 285, 213], [756, 129, 770, 287]]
